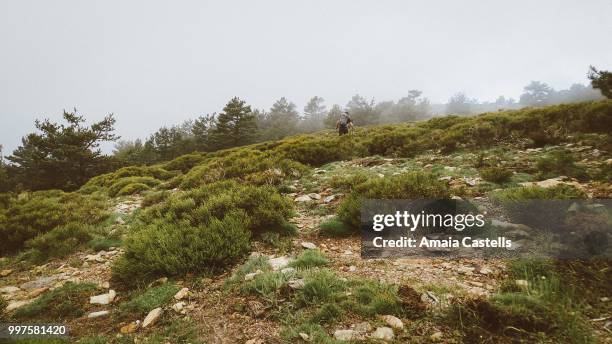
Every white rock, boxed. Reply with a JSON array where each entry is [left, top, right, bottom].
[[90, 290, 116, 305], [381, 315, 403, 329], [430, 331, 443, 341], [334, 329, 357, 341], [301, 242, 317, 249], [269, 256, 291, 271], [348, 265, 357, 272], [295, 195, 312, 202], [307, 193, 322, 200], [101, 282, 110, 289], [174, 287, 189, 300], [142, 307, 163, 328], [171, 302, 185, 312], [87, 310, 110, 318], [6, 300, 32, 311], [371, 327, 394, 341], [0, 286, 20, 294], [298, 332, 309, 340]]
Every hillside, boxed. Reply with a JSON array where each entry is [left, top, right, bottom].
[[0, 101, 611, 343]]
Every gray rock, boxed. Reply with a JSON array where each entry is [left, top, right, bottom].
[[307, 193, 322, 200], [294, 195, 312, 202], [269, 256, 291, 271], [20, 274, 67, 291], [371, 327, 394, 341], [171, 301, 185, 312], [280, 267, 296, 275], [301, 242, 317, 249]]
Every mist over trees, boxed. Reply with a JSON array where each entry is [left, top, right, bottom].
[[0, 72, 606, 191]]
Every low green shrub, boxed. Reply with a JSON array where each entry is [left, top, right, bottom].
[[535, 150, 587, 180], [492, 185, 586, 230], [290, 250, 328, 269], [242, 271, 292, 303], [297, 270, 346, 306], [0, 191, 108, 254], [13, 282, 100, 320], [225, 255, 272, 288], [112, 211, 251, 287], [141, 190, 171, 208], [119, 283, 180, 316], [480, 167, 513, 184], [108, 176, 160, 197], [338, 172, 450, 231], [353, 280, 402, 316], [140, 180, 294, 235], [25, 223, 93, 263], [319, 217, 352, 237]]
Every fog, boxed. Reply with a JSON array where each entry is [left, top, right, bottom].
[[1, 0, 611, 154]]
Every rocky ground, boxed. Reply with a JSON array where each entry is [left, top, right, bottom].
[[1, 142, 610, 343]]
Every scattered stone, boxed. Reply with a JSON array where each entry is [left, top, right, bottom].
[[142, 307, 163, 328], [295, 195, 312, 202], [308, 193, 322, 200], [0, 269, 12, 277], [301, 242, 317, 249], [269, 256, 291, 271], [600, 297, 609, 302], [298, 332, 309, 340], [371, 327, 394, 341], [314, 169, 326, 174], [443, 166, 456, 171], [174, 287, 189, 300], [101, 282, 110, 289], [348, 265, 357, 272], [247, 300, 265, 318], [115, 217, 125, 225], [477, 266, 493, 275], [90, 290, 116, 305], [171, 302, 185, 312], [334, 329, 357, 341], [381, 315, 403, 329], [87, 310, 110, 318], [120, 322, 138, 334], [438, 176, 452, 182], [323, 195, 336, 203], [377, 173, 385, 178], [0, 286, 20, 294], [430, 331, 443, 341], [6, 300, 32, 312]]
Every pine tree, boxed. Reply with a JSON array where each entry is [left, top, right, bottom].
[[302, 96, 327, 132], [210, 97, 258, 149], [259, 97, 299, 140], [7, 111, 118, 191]]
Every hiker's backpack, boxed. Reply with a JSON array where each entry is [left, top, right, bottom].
[[339, 114, 349, 126]]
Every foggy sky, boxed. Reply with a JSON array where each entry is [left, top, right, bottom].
[[1, 0, 611, 154]]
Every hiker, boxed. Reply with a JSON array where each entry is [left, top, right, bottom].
[[336, 111, 353, 136]]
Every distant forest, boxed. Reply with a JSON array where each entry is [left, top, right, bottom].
[[0, 67, 610, 192]]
